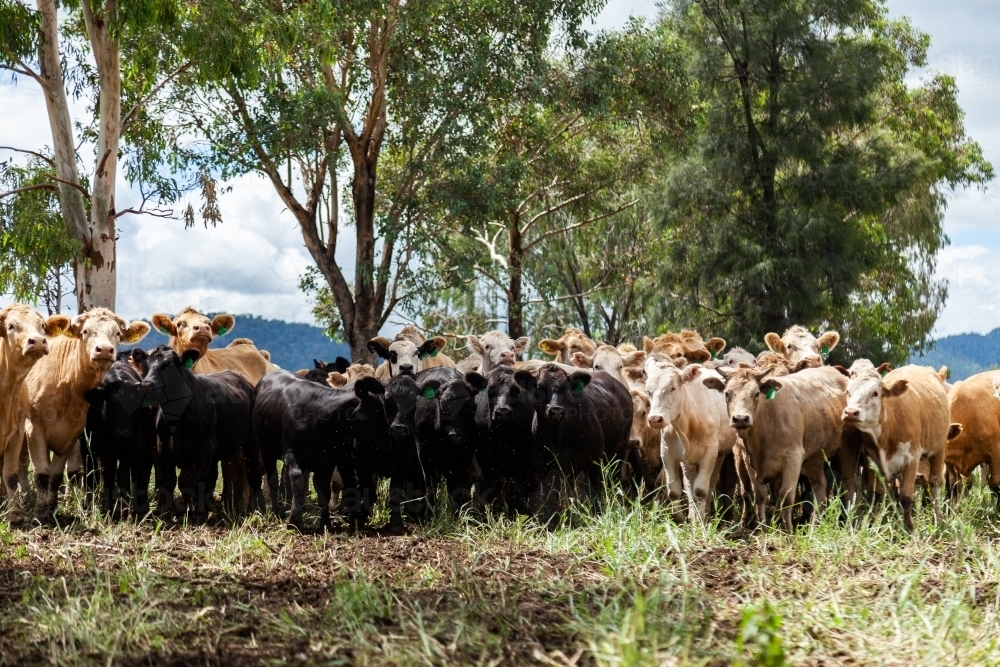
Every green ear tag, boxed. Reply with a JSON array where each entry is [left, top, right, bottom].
[[431, 348, 439, 358], [183, 357, 195, 369], [217, 326, 228, 336], [158, 326, 171, 335], [422, 387, 436, 399], [765, 387, 776, 400], [821, 345, 830, 360], [571, 380, 585, 393], [709, 350, 718, 360], [880, 370, 889, 378]]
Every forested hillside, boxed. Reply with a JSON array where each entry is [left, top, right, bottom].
[[912, 329, 1000, 380], [137, 315, 350, 372]]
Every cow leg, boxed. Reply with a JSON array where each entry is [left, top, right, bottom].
[[329, 468, 343, 514], [101, 454, 117, 515], [897, 459, 919, 532], [660, 432, 685, 522], [66, 440, 84, 487], [687, 442, 721, 522], [836, 443, 860, 509], [2, 426, 24, 523], [283, 450, 308, 531], [261, 453, 283, 517], [732, 440, 757, 529], [777, 450, 804, 532], [27, 425, 54, 524], [131, 434, 155, 520], [989, 455, 1000, 509], [313, 467, 334, 531], [927, 450, 945, 523], [45, 450, 73, 522], [802, 459, 828, 524]]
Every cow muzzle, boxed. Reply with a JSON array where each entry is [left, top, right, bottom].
[[493, 405, 512, 421], [23, 337, 48, 357], [398, 363, 414, 376], [647, 414, 666, 429], [390, 423, 410, 439], [92, 346, 116, 366], [804, 355, 822, 368], [842, 407, 861, 422], [546, 405, 565, 421], [731, 413, 752, 429]]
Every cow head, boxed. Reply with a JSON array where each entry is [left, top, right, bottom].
[[764, 326, 839, 369], [417, 371, 475, 444], [538, 328, 596, 365], [530, 364, 591, 423], [842, 361, 908, 434], [151, 308, 235, 358], [641, 330, 722, 363], [385, 375, 419, 440], [644, 356, 702, 429], [0, 303, 69, 365], [718, 347, 756, 369], [368, 331, 447, 378], [465, 366, 533, 429], [467, 331, 530, 373], [64, 308, 150, 372], [326, 363, 376, 388], [84, 363, 146, 439], [629, 388, 651, 450], [572, 344, 645, 387], [120, 347, 151, 377], [703, 366, 782, 431]]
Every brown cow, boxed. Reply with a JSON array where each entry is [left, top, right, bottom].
[[764, 326, 840, 369], [150, 308, 275, 384], [645, 355, 736, 521], [939, 371, 1000, 500], [841, 362, 951, 530], [0, 305, 70, 518], [25, 309, 150, 522], [705, 365, 847, 530], [538, 328, 597, 365], [642, 330, 726, 364], [572, 344, 646, 387], [368, 325, 455, 380]]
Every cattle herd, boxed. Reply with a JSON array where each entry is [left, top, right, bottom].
[[0, 302, 994, 534]]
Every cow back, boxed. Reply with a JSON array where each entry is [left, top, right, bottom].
[[946, 370, 1000, 475], [878, 366, 950, 459]]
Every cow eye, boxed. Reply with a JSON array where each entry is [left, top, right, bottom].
[[872, 391, 878, 398]]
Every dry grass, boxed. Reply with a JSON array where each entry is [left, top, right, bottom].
[[2, 479, 1000, 665]]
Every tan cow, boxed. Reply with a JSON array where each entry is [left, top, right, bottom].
[[764, 326, 840, 369], [538, 328, 597, 365], [25, 308, 150, 522], [841, 362, 951, 530], [572, 344, 646, 387], [709, 346, 756, 370], [645, 355, 737, 521], [704, 365, 847, 530], [642, 330, 726, 364], [465, 331, 531, 375], [150, 308, 275, 384], [368, 325, 455, 380], [326, 363, 377, 388], [945, 371, 1000, 501], [628, 389, 664, 494], [0, 305, 70, 516]]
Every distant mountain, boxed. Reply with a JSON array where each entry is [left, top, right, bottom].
[[911, 329, 1000, 381], [136, 314, 350, 372]]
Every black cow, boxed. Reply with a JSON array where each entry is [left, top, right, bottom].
[[398, 368, 480, 515], [296, 357, 351, 384], [141, 345, 261, 521], [464, 366, 540, 515], [82, 348, 155, 518], [253, 371, 389, 530], [526, 364, 632, 510]]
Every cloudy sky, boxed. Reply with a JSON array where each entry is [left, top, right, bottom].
[[2, 0, 998, 337]]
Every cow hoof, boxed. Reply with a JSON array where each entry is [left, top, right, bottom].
[[286, 518, 305, 533], [6, 508, 23, 526]]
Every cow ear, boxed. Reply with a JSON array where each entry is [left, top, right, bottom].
[[417, 339, 441, 360], [513, 370, 537, 393], [716, 366, 737, 379], [467, 335, 485, 356], [211, 314, 235, 336], [642, 336, 656, 353], [817, 331, 840, 355], [314, 358, 326, 369], [876, 362, 893, 377], [123, 320, 151, 344], [538, 339, 563, 355], [681, 365, 701, 383], [295, 369, 310, 377], [180, 349, 200, 369], [834, 365, 851, 377], [672, 356, 687, 369], [703, 376, 725, 392], [706, 337, 726, 356], [354, 376, 385, 398], [622, 350, 646, 367], [327, 372, 348, 388], [464, 372, 488, 393], [571, 351, 592, 368], [39, 314, 69, 337], [937, 366, 950, 383], [760, 377, 783, 399], [883, 378, 909, 397], [151, 313, 176, 337], [334, 357, 351, 373], [567, 371, 591, 394], [68, 313, 89, 337], [689, 350, 711, 363], [764, 332, 785, 356], [514, 336, 531, 355], [367, 337, 392, 359], [948, 423, 963, 440]]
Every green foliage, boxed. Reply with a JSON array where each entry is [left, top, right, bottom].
[[736, 602, 787, 667], [657, 0, 993, 363], [0, 157, 80, 313], [298, 266, 344, 343]]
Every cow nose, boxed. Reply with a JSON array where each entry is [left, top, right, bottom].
[[499, 351, 515, 364], [494, 405, 512, 420], [25, 337, 48, 353], [390, 423, 409, 438], [629, 438, 641, 449], [398, 363, 414, 375], [93, 345, 114, 358], [731, 413, 752, 428], [546, 405, 565, 421], [647, 414, 665, 428], [448, 430, 463, 444], [843, 407, 860, 421], [806, 355, 822, 368]]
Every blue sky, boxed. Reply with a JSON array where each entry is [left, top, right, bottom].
[[2, 0, 998, 338]]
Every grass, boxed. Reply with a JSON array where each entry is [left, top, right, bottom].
[[2, 479, 1000, 665]]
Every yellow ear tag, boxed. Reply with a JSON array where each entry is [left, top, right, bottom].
[[50, 327, 64, 337], [128, 332, 141, 343]]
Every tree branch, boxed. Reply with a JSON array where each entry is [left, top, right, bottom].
[[114, 207, 174, 219], [529, 282, 613, 303], [520, 191, 591, 236], [0, 145, 56, 167], [0, 183, 58, 199], [120, 61, 193, 137], [524, 199, 639, 252]]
